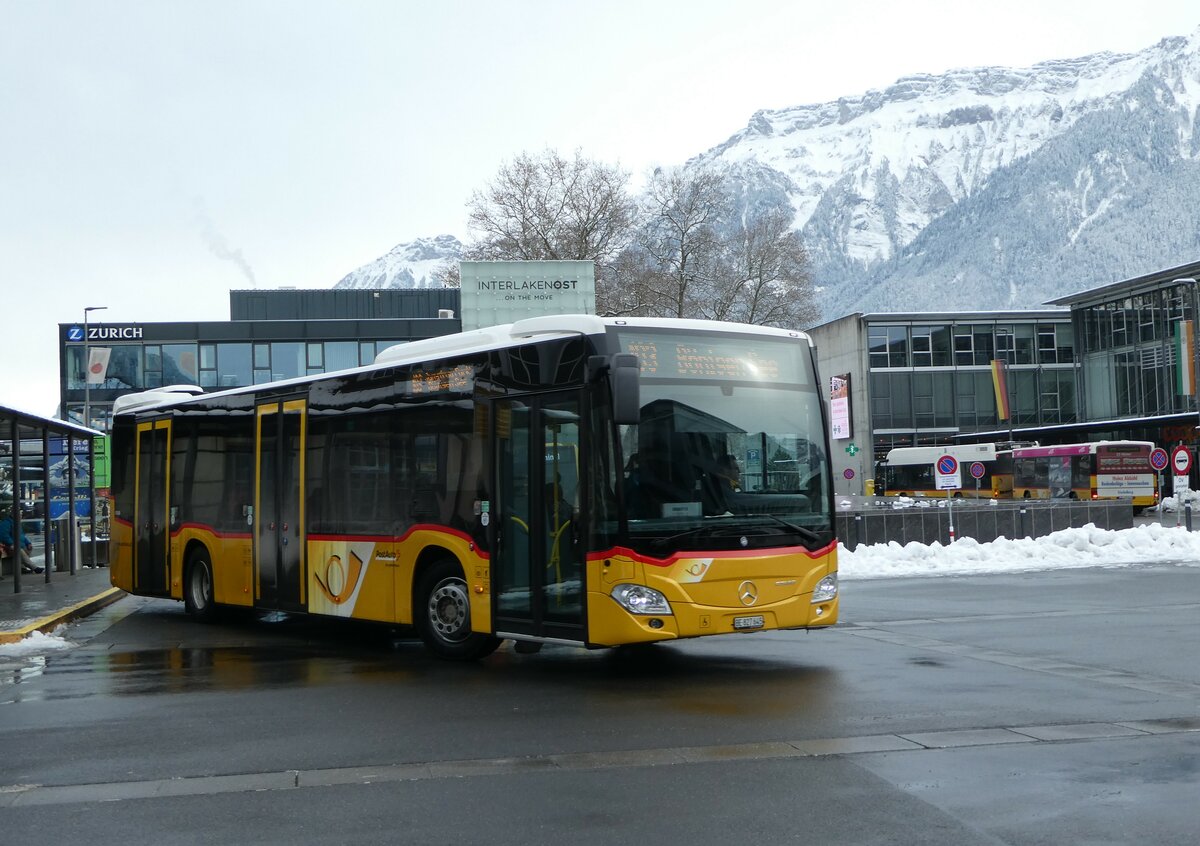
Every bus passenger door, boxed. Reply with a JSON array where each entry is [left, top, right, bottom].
[[134, 420, 170, 595], [255, 399, 306, 611], [492, 393, 585, 643]]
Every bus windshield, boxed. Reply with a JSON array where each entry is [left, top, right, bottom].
[[612, 329, 831, 553]]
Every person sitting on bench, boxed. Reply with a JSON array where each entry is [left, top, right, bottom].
[[0, 506, 42, 574]]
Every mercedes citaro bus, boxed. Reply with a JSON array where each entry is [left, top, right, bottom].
[[108, 315, 838, 659]]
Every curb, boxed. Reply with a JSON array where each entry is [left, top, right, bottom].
[[0, 587, 127, 645]]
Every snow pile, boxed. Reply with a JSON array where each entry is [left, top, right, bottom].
[[1154, 489, 1200, 513], [0, 629, 72, 655], [839, 522, 1200, 580]]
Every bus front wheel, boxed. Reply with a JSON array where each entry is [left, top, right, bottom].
[[184, 549, 216, 621], [415, 558, 501, 661]]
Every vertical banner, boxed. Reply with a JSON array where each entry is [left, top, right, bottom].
[[87, 347, 112, 385], [1176, 320, 1195, 396], [990, 359, 1010, 421], [830, 373, 852, 439]]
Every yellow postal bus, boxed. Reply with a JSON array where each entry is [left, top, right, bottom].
[[108, 316, 838, 659]]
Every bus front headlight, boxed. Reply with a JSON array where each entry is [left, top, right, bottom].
[[611, 584, 673, 615], [811, 574, 838, 603]]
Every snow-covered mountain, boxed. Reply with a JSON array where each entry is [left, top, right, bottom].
[[334, 234, 461, 289], [696, 29, 1200, 318], [334, 29, 1200, 319]]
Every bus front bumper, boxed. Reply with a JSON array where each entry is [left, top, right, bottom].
[[586, 589, 838, 647]]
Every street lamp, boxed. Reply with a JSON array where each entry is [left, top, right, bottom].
[[82, 306, 107, 430]]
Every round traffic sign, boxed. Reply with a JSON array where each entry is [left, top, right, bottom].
[[936, 455, 958, 475], [1149, 448, 1169, 471], [843, 468, 855, 480], [1171, 446, 1192, 474], [969, 461, 986, 479]]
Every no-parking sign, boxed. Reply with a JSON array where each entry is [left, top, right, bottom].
[[935, 454, 961, 490]]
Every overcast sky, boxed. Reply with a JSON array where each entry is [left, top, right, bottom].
[[3, 1, 1198, 418]]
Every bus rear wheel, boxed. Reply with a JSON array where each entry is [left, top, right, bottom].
[[184, 549, 216, 621], [415, 558, 501, 661]]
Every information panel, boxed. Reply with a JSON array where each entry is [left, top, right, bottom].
[[830, 373, 852, 440], [616, 331, 806, 384]]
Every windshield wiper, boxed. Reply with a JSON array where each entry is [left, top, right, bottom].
[[753, 514, 824, 545], [649, 522, 743, 550], [648, 516, 824, 551]]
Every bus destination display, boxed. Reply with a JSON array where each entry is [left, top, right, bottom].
[[619, 332, 801, 383]]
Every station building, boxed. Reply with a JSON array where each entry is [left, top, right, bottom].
[[56, 256, 1200, 493], [58, 289, 462, 433], [57, 261, 599, 433], [810, 259, 1200, 493], [809, 310, 1076, 489]]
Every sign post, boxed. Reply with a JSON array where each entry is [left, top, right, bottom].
[[1172, 446, 1193, 527], [936, 454, 961, 542], [1150, 447, 1169, 524], [969, 461, 986, 497]]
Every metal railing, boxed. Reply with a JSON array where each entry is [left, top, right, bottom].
[[835, 496, 1135, 551]]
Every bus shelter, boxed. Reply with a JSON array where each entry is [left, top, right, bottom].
[[0, 403, 103, 593]]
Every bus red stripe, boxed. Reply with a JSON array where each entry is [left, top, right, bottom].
[[587, 540, 836, 568]]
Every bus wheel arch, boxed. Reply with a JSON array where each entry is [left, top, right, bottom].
[[412, 549, 500, 661], [183, 542, 216, 620]]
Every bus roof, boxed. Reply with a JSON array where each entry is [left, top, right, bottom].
[[883, 443, 998, 465], [111, 315, 816, 417], [1011, 440, 1154, 458], [375, 314, 813, 366]]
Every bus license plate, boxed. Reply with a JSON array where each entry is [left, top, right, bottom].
[[733, 615, 764, 630]]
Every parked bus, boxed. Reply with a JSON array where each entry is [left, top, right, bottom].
[[1011, 441, 1157, 509], [876, 443, 1013, 498], [108, 316, 838, 659]]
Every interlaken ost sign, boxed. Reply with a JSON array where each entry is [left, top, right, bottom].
[[459, 260, 596, 331]]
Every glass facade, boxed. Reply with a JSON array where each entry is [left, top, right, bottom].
[[66, 338, 409, 397], [1075, 282, 1194, 421], [63, 323, 453, 433], [812, 264, 1200, 493], [866, 317, 1077, 455]]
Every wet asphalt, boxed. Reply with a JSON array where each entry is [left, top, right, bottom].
[[0, 563, 1197, 845]]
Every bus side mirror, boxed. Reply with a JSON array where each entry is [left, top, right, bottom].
[[588, 354, 641, 425], [610, 354, 640, 425]]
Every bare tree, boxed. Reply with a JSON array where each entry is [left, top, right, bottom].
[[595, 248, 652, 317], [463, 152, 817, 328], [633, 166, 731, 318], [466, 149, 635, 264], [723, 207, 819, 329], [430, 262, 460, 289]]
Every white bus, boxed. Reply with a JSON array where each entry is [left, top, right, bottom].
[[876, 443, 1013, 498]]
